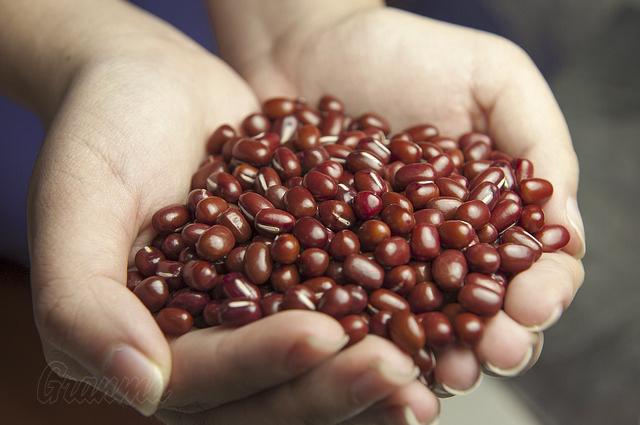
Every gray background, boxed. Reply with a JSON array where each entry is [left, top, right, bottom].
[[1, 1, 638, 424]]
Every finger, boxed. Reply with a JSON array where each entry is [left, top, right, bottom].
[[432, 344, 481, 397], [504, 252, 584, 330], [340, 381, 440, 425], [162, 310, 347, 411], [29, 149, 170, 415], [477, 41, 586, 257], [473, 312, 542, 377], [201, 335, 419, 425]]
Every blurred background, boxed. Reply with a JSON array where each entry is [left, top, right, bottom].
[[1, 1, 638, 424]]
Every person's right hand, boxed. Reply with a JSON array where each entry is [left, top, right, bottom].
[[27, 2, 433, 424]]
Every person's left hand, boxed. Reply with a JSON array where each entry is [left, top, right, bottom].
[[223, 4, 586, 410]]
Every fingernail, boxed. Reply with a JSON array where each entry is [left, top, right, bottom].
[[305, 333, 350, 352], [383, 405, 425, 425], [566, 197, 586, 258], [440, 371, 483, 396], [401, 405, 425, 425], [287, 334, 349, 373], [523, 304, 563, 332], [351, 360, 418, 403], [482, 332, 543, 378], [103, 345, 165, 416]]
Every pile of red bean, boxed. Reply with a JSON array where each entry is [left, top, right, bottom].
[[128, 95, 570, 383]]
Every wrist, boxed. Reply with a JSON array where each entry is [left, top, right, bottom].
[[208, 0, 384, 76]]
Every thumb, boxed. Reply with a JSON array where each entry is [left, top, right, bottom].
[[28, 162, 171, 415], [480, 43, 586, 258]]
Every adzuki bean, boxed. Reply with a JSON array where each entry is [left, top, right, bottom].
[[130, 95, 572, 385]]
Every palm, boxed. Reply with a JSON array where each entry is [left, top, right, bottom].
[[248, 9, 504, 138], [238, 6, 583, 393]]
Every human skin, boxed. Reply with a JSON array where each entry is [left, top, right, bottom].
[[208, 0, 586, 422], [1, 1, 440, 425]]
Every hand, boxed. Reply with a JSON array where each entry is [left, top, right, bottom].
[[24, 2, 434, 425], [212, 2, 586, 415]]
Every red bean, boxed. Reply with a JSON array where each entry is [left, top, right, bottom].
[[303, 170, 338, 201], [293, 217, 328, 248], [454, 312, 484, 345], [340, 314, 369, 346], [389, 311, 425, 354], [394, 163, 437, 191], [413, 209, 445, 227], [477, 223, 499, 244], [459, 132, 492, 150], [520, 204, 545, 234], [208, 172, 242, 203], [206, 124, 236, 155], [232, 163, 258, 190], [225, 246, 247, 272], [383, 265, 417, 295], [426, 197, 463, 219], [298, 248, 329, 277], [263, 97, 295, 119], [356, 137, 391, 164], [156, 307, 193, 336], [381, 192, 414, 213], [497, 243, 536, 273], [318, 286, 352, 318], [369, 310, 392, 338], [490, 199, 522, 232], [435, 177, 467, 201], [196, 225, 235, 261], [514, 158, 534, 183], [418, 312, 454, 348], [414, 348, 436, 376], [357, 219, 391, 251], [353, 191, 383, 220], [381, 204, 416, 235], [346, 150, 385, 173], [302, 276, 336, 301], [152, 204, 190, 234], [270, 264, 300, 292], [243, 242, 272, 285], [238, 192, 274, 222], [369, 288, 410, 313], [519, 178, 554, 205], [134, 277, 169, 312], [535, 225, 570, 251], [218, 299, 263, 326], [438, 220, 476, 249], [375, 236, 411, 267], [344, 254, 385, 290], [458, 280, 503, 317], [182, 260, 218, 291], [156, 260, 185, 291], [432, 250, 468, 292], [135, 246, 165, 277], [318, 200, 356, 231], [217, 208, 252, 243], [502, 226, 543, 260], [328, 230, 360, 260], [281, 285, 317, 310], [408, 282, 444, 313], [261, 293, 284, 316], [194, 196, 228, 225], [390, 139, 422, 163], [405, 181, 440, 210], [404, 124, 439, 141], [468, 182, 500, 210], [167, 289, 210, 315], [465, 243, 501, 273], [410, 223, 441, 261], [254, 208, 295, 237]]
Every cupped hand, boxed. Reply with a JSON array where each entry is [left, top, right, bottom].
[[28, 5, 440, 425], [232, 4, 586, 407]]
